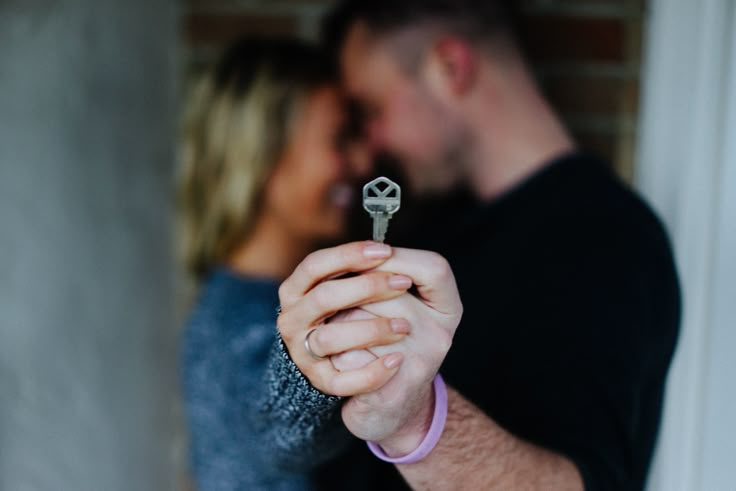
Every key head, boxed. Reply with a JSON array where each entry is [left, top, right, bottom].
[[363, 177, 401, 214]]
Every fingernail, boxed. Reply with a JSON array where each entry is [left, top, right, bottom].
[[390, 318, 410, 334], [363, 242, 392, 259], [388, 275, 412, 290], [384, 353, 404, 369]]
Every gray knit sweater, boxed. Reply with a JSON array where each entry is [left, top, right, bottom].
[[182, 268, 351, 491]]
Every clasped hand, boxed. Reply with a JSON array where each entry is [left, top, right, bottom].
[[277, 241, 462, 456]]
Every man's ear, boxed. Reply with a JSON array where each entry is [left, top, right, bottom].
[[426, 37, 478, 97]]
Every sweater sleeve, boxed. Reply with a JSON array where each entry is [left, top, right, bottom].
[[253, 333, 353, 472], [184, 298, 352, 490]]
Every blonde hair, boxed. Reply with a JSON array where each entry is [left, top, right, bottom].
[[177, 38, 332, 280]]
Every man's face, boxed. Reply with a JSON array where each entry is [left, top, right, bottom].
[[341, 23, 466, 193]]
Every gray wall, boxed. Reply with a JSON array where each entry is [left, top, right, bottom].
[[0, 1, 180, 489]]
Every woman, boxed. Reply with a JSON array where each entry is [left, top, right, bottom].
[[177, 38, 381, 490]]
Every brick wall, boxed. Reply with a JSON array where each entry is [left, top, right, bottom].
[[183, 0, 646, 181]]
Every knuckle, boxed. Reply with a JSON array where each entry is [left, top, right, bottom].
[[326, 377, 346, 397], [311, 376, 330, 395], [360, 367, 381, 390], [434, 328, 454, 353], [311, 284, 332, 313], [345, 241, 371, 266], [381, 316, 395, 332], [363, 273, 386, 297], [304, 366, 329, 394], [368, 319, 386, 340], [343, 275, 375, 304], [278, 282, 302, 310], [301, 254, 321, 280], [425, 253, 451, 282], [339, 244, 357, 267], [277, 282, 291, 305]]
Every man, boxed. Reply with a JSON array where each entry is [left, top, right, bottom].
[[276, 1, 680, 489]]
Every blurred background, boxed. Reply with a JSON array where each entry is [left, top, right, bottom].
[[183, 0, 645, 181], [0, 0, 733, 490]]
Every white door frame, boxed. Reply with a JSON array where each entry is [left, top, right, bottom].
[[636, 1, 736, 489]]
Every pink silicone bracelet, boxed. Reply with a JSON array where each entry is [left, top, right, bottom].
[[367, 374, 448, 464]]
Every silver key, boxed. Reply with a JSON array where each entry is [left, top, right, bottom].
[[363, 177, 401, 242]]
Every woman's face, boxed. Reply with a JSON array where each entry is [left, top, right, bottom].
[[266, 86, 357, 241]]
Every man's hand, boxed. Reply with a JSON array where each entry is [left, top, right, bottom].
[[335, 248, 462, 454], [277, 241, 462, 456], [278, 242, 584, 491]]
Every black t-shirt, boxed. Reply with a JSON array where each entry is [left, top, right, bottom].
[[316, 152, 681, 491]]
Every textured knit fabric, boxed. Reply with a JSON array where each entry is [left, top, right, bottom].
[[182, 268, 349, 491], [315, 152, 681, 491]]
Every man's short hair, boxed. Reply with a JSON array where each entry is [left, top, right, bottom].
[[323, 0, 520, 59]]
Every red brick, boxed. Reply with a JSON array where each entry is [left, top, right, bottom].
[[185, 13, 299, 45], [540, 76, 639, 115], [519, 15, 626, 63], [188, 0, 333, 9], [574, 131, 618, 162], [621, 78, 640, 114], [572, 129, 637, 181], [550, 0, 642, 4]]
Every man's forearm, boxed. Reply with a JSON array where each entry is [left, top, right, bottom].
[[390, 385, 584, 491]]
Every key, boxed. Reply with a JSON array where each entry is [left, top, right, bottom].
[[363, 177, 401, 242]]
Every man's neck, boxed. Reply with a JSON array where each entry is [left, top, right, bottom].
[[465, 62, 576, 201]]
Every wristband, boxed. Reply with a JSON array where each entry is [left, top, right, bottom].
[[367, 373, 448, 464]]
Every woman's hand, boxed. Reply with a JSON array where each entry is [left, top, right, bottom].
[[277, 241, 463, 455], [277, 242, 414, 397]]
